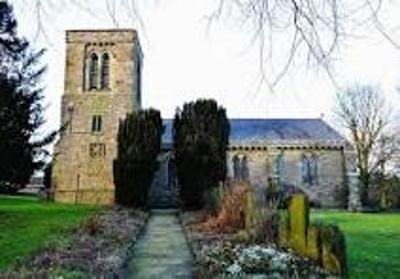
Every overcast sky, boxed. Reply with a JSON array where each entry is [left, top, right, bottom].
[[10, 0, 400, 135]]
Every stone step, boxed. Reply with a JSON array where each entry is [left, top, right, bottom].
[[150, 202, 178, 209], [150, 209, 180, 215]]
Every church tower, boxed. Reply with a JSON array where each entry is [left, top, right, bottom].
[[51, 30, 142, 204]]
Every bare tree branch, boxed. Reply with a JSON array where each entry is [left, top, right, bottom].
[[13, 0, 400, 89], [106, 0, 120, 28], [366, 0, 400, 48], [206, 0, 398, 89]]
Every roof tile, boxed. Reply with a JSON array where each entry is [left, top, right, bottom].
[[162, 118, 347, 148]]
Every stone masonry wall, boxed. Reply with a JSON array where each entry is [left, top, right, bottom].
[[52, 30, 142, 205], [227, 146, 347, 207]]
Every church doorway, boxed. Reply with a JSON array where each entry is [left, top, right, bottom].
[[148, 151, 179, 208]]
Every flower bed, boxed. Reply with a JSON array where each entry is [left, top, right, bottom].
[[181, 211, 334, 278], [5, 206, 148, 277]]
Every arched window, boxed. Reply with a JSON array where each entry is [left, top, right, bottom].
[[100, 53, 110, 89], [233, 155, 240, 180], [89, 53, 99, 90], [241, 156, 249, 181], [302, 153, 318, 185], [233, 154, 250, 181]]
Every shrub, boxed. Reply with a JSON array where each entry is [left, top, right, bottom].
[[245, 185, 279, 243], [203, 184, 225, 214], [369, 174, 400, 211], [173, 99, 230, 209], [380, 176, 400, 211], [113, 109, 163, 208], [197, 182, 249, 233], [198, 182, 279, 243], [333, 183, 349, 209]]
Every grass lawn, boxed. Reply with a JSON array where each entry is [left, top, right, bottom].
[[312, 210, 400, 278], [0, 195, 99, 271]]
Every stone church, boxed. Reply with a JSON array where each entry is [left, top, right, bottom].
[[51, 29, 359, 208]]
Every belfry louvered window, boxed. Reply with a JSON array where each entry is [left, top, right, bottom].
[[100, 53, 110, 89], [89, 53, 99, 90]]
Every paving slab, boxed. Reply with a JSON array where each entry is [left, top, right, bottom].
[[124, 210, 194, 279]]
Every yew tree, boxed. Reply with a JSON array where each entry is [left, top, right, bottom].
[[113, 109, 163, 207], [174, 99, 230, 209]]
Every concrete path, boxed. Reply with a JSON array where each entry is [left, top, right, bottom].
[[124, 209, 194, 279]]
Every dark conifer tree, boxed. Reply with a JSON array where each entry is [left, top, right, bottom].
[[173, 99, 230, 209], [113, 109, 163, 207], [0, 2, 54, 193]]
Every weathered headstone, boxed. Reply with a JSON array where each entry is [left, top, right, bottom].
[[306, 224, 322, 263], [278, 193, 347, 277], [288, 194, 309, 254]]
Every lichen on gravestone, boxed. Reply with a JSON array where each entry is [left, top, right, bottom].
[[288, 194, 309, 254], [306, 223, 322, 263], [277, 193, 347, 277]]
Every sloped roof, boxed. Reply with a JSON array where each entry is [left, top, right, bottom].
[[162, 118, 348, 148]]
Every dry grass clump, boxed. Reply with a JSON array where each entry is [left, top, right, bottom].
[[196, 181, 280, 244], [196, 182, 250, 234]]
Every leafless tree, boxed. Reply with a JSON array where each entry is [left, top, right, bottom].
[[334, 85, 397, 206], [11, 0, 400, 89], [207, 0, 400, 88]]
